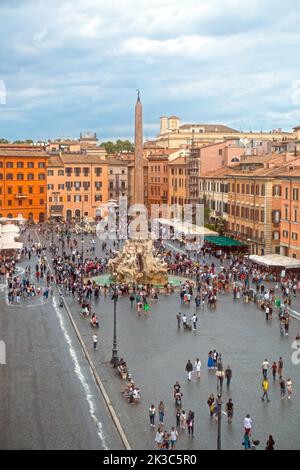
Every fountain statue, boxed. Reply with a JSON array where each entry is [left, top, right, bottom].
[[108, 239, 168, 285]]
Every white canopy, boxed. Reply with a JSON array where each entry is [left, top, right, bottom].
[[154, 218, 218, 236], [0, 224, 23, 251], [249, 254, 300, 269]]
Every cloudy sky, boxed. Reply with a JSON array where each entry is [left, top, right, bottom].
[[0, 0, 300, 141]]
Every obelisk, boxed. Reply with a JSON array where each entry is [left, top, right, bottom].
[[134, 90, 144, 205]]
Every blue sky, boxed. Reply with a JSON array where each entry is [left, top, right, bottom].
[[0, 0, 300, 141]]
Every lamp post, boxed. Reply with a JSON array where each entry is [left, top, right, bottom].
[[217, 394, 222, 451], [216, 355, 223, 450], [61, 231, 65, 258], [111, 287, 119, 368], [51, 221, 54, 245]]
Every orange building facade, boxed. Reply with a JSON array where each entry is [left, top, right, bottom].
[[148, 155, 169, 207], [0, 149, 48, 222], [279, 170, 300, 258], [47, 154, 109, 221]]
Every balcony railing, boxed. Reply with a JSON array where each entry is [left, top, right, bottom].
[[14, 193, 28, 199]]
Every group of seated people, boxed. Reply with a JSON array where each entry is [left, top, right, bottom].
[[121, 371, 141, 404], [117, 358, 128, 379]]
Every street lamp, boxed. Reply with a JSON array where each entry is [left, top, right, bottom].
[[61, 230, 65, 258], [217, 394, 222, 451], [111, 286, 119, 368], [216, 356, 223, 450], [51, 221, 54, 245]]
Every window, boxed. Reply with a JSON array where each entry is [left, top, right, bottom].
[[109, 182, 114, 189], [38, 173, 45, 180], [241, 184, 245, 194], [261, 185, 265, 196], [38, 162, 45, 168], [83, 182, 90, 191], [122, 170, 125, 175], [292, 232, 298, 241], [28, 162, 34, 168], [256, 185, 260, 195], [273, 232, 280, 240], [293, 188, 299, 201], [0, 162, 3, 168], [67, 195, 71, 202], [95, 194, 102, 202], [29, 199, 33, 205], [6, 162, 13, 168], [283, 230, 288, 238], [27, 173, 34, 180], [7, 187, 12, 194], [74, 182, 81, 191], [17, 162, 23, 168], [6, 173, 13, 180], [66, 182, 72, 191], [74, 168, 81, 177], [66, 167, 72, 177], [17, 173, 24, 180], [58, 184, 64, 190], [95, 168, 102, 176], [74, 195, 81, 202], [84, 195, 88, 202], [48, 170, 54, 176], [40, 199, 44, 205], [39, 186, 44, 194], [18, 200, 22, 206], [48, 184, 54, 190], [218, 149, 223, 156], [285, 208, 288, 220], [0, 173, 2, 180], [8, 200, 12, 206], [251, 185, 255, 195], [294, 209, 298, 223], [28, 186, 33, 194], [83, 168, 90, 177], [285, 187, 288, 200], [49, 197, 52, 203], [273, 185, 281, 197], [246, 185, 250, 194], [110, 170, 113, 175], [272, 210, 281, 223], [58, 170, 64, 176], [261, 210, 265, 223]]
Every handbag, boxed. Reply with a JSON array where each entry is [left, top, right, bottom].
[[216, 371, 225, 378]]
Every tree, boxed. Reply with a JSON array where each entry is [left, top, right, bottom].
[[100, 140, 134, 154], [0, 138, 9, 143], [13, 139, 33, 144]]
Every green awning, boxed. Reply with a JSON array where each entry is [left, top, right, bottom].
[[205, 236, 247, 247]]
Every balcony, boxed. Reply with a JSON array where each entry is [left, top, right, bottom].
[[14, 193, 28, 199]]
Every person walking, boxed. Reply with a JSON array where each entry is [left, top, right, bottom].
[[158, 401, 165, 425], [225, 398, 234, 424], [182, 313, 187, 329], [195, 358, 202, 379], [154, 427, 164, 449], [242, 432, 251, 450], [129, 293, 135, 308], [192, 313, 197, 331], [185, 360, 193, 381], [268, 359, 276, 379], [180, 410, 187, 430], [286, 378, 293, 399], [244, 414, 253, 436], [261, 359, 269, 379], [280, 377, 286, 399], [149, 404, 156, 428], [261, 378, 270, 402], [92, 333, 98, 350], [170, 427, 178, 450], [278, 357, 284, 379], [225, 365, 232, 388], [187, 411, 195, 438], [265, 435, 275, 450], [207, 394, 215, 417], [176, 409, 181, 427], [176, 312, 181, 328]]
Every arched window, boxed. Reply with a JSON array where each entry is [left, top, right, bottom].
[[39, 212, 45, 223]]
